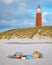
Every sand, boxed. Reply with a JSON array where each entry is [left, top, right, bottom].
[[0, 41, 52, 65]]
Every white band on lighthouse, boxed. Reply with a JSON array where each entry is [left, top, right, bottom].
[[37, 8, 41, 13]]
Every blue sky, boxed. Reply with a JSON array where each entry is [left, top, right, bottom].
[[0, 0, 52, 32]]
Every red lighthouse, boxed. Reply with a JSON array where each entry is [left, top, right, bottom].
[[36, 5, 42, 26]]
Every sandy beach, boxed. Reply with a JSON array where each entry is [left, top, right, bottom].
[[0, 41, 52, 65]]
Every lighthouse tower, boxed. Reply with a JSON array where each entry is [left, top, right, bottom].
[[36, 5, 42, 26]]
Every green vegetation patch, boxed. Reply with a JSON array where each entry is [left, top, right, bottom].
[[0, 26, 52, 39]]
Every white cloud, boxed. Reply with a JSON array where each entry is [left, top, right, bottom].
[[42, 18, 47, 23], [17, 2, 27, 14], [48, 0, 52, 2], [3, 1, 27, 16], [28, 9, 33, 13], [0, 20, 16, 26], [0, 0, 28, 4], [42, 12, 48, 23], [24, 19, 34, 26], [0, 18, 35, 28], [1, 0, 14, 4], [42, 12, 52, 26], [42, 12, 48, 16]]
